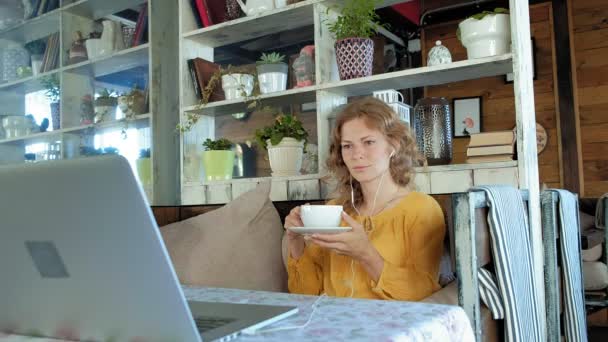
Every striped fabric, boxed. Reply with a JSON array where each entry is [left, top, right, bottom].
[[473, 185, 544, 342], [549, 189, 588, 342], [478, 267, 505, 319]]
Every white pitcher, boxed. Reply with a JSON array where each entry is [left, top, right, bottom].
[[100, 20, 125, 56], [235, 0, 274, 16]]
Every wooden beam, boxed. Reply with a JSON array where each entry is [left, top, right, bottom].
[[553, 0, 583, 195], [509, 0, 546, 338]]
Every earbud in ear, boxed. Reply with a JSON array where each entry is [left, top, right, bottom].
[[389, 150, 395, 158]]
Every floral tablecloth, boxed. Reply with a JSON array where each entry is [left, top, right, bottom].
[[1, 286, 474, 342]]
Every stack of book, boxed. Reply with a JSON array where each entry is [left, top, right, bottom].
[[187, 57, 225, 102], [25, 0, 60, 19], [131, 3, 149, 47], [189, 0, 227, 29], [466, 130, 515, 163], [40, 32, 59, 72]]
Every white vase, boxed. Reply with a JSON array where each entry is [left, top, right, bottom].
[[459, 14, 510, 59], [267, 137, 304, 177], [31, 54, 43, 75], [257, 63, 288, 94], [221, 73, 254, 100], [85, 38, 103, 59]]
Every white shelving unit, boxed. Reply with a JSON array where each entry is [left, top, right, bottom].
[[0, 0, 158, 203], [177, 0, 523, 204], [178, 2, 543, 337]]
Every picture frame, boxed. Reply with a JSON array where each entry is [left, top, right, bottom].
[[453, 96, 482, 138], [505, 37, 537, 83]]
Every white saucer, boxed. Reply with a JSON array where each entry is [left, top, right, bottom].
[[288, 227, 352, 234]]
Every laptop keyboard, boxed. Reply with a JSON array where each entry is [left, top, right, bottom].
[[194, 316, 237, 333]]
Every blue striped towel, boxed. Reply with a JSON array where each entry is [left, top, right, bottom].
[[473, 185, 544, 342], [548, 189, 588, 342]]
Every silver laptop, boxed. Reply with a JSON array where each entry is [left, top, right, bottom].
[[0, 155, 298, 342]]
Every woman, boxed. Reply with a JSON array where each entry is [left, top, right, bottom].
[[285, 97, 446, 301]]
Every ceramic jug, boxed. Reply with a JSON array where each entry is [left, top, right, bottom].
[[235, 0, 274, 16]]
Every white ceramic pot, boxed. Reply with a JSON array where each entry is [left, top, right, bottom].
[[221, 73, 254, 100], [458, 14, 510, 59], [267, 137, 304, 177], [256, 63, 288, 94], [85, 38, 104, 59]]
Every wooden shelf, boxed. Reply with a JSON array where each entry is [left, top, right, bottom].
[[182, 0, 322, 48], [318, 54, 514, 97], [182, 85, 318, 116], [63, 0, 146, 19], [0, 69, 61, 93], [180, 55, 511, 116], [0, 8, 60, 42], [63, 44, 149, 78], [181, 161, 519, 204], [0, 113, 150, 145]]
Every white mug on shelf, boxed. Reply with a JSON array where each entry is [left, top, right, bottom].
[[372, 89, 404, 104]]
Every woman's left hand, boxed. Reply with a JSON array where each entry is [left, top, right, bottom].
[[309, 211, 374, 261]]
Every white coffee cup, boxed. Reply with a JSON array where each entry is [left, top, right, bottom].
[[300, 205, 343, 227], [372, 89, 404, 104]]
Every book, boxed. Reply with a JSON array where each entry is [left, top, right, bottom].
[[195, 0, 212, 27], [468, 130, 515, 147], [466, 154, 514, 163], [205, 0, 227, 25], [467, 144, 515, 157], [191, 57, 225, 102], [187, 59, 202, 100], [189, 0, 203, 28]]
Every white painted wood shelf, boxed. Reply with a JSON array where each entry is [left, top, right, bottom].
[[181, 54, 512, 116], [0, 113, 150, 146], [0, 8, 60, 42], [63, 44, 149, 78], [181, 161, 519, 204], [63, 0, 146, 19]]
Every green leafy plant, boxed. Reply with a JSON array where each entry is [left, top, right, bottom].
[[457, 8, 509, 41], [255, 109, 308, 151], [256, 52, 286, 65], [98, 88, 118, 98], [202, 138, 233, 151], [325, 0, 385, 40], [178, 64, 261, 132], [40, 74, 60, 103]]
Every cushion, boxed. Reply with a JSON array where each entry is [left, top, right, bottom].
[[160, 181, 287, 292], [580, 210, 596, 232], [422, 281, 499, 342], [583, 261, 608, 291], [582, 244, 603, 262]]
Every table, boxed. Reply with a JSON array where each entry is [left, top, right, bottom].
[[1, 286, 474, 341]]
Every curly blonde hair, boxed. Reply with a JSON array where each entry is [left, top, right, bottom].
[[325, 97, 419, 212]]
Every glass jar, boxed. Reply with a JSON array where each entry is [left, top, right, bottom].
[[413, 97, 453, 165]]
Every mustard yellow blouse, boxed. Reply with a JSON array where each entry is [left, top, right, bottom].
[[287, 191, 446, 301]]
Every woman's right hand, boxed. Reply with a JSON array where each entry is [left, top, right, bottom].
[[284, 205, 306, 259]]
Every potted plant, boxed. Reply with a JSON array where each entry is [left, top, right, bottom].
[[179, 64, 260, 132], [202, 138, 235, 181], [221, 66, 255, 101], [457, 8, 510, 59], [40, 74, 60, 130], [256, 52, 288, 94], [94, 88, 118, 123], [24, 39, 45, 75], [136, 148, 152, 186], [118, 85, 147, 119], [255, 110, 308, 176], [325, 0, 384, 80]]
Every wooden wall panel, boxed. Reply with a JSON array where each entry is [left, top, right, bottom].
[[572, 0, 608, 197], [422, 4, 561, 187]]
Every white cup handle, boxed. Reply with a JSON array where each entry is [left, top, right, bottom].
[[397, 92, 404, 103]]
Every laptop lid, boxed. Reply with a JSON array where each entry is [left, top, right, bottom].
[[0, 156, 201, 341]]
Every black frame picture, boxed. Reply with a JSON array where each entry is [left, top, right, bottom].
[[505, 37, 537, 83], [453, 96, 483, 138]]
